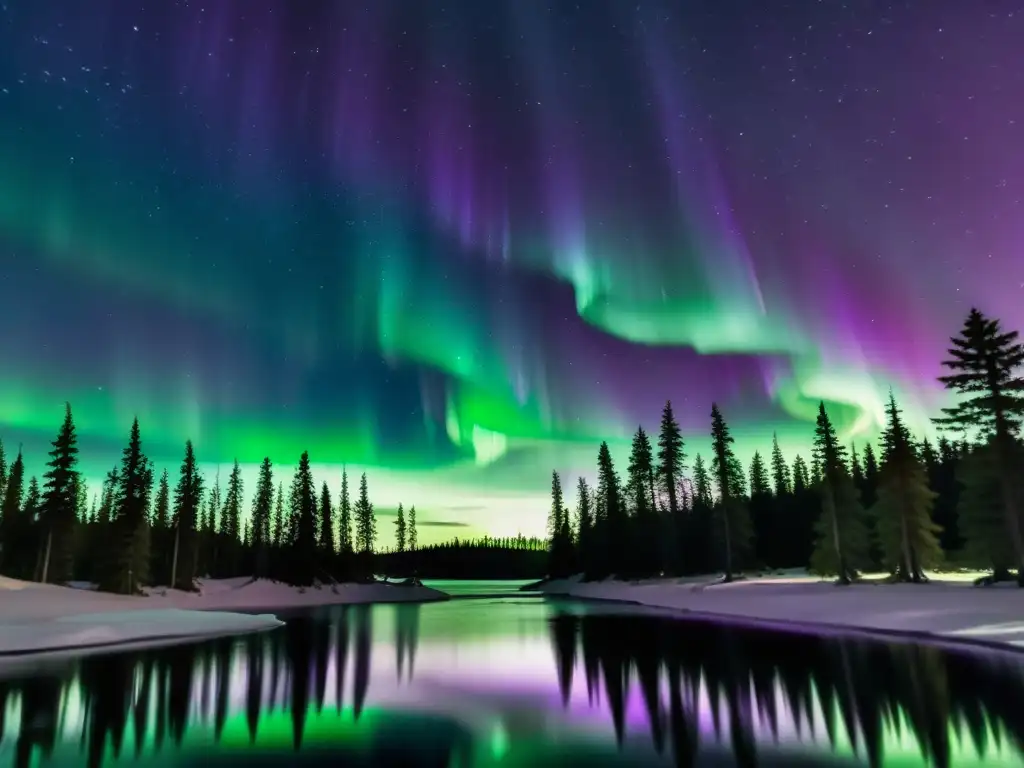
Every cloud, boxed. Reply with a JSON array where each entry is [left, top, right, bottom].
[[420, 520, 471, 528]]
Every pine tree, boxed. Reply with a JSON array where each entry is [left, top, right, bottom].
[[272, 482, 284, 548], [873, 393, 943, 581], [791, 455, 810, 494], [547, 471, 573, 577], [407, 505, 417, 551], [320, 482, 334, 554], [937, 308, 1024, 583], [150, 468, 171, 585], [575, 476, 593, 573], [153, 470, 170, 528], [220, 460, 243, 575], [0, 450, 25, 576], [290, 451, 318, 585], [748, 452, 770, 496], [40, 403, 80, 584], [170, 440, 203, 591], [809, 403, 867, 583], [251, 458, 274, 578], [626, 426, 660, 576], [657, 400, 686, 518], [103, 418, 153, 594], [692, 454, 712, 507], [338, 470, 353, 554], [354, 473, 376, 555], [0, 437, 6, 502], [710, 405, 750, 580], [596, 441, 624, 576], [861, 443, 880, 507], [770, 434, 790, 497], [394, 502, 406, 553]]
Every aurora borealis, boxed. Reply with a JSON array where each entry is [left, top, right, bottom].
[[1, 1, 1022, 542]]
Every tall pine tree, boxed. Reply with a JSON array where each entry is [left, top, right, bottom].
[[595, 441, 624, 577], [103, 418, 153, 594], [290, 451, 318, 585], [874, 393, 943, 582], [394, 502, 406, 553], [40, 404, 79, 584], [320, 482, 334, 555], [338, 470, 353, 554], [809, 403, 867, 584], [657, 401, 686, 566], [0, 451, 25, 577], [170, 440, 203, 591], [407, 505, 417, 551], [710, 404, 750, 581], [251, 458, 274, 578], [936, 308, 1024, 583], [354, 473, 376, 555]]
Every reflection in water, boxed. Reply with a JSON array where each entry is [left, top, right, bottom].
[[0, 599, 1021, 767], [551, 611, 1024, 768]]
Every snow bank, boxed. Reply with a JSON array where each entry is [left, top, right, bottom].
[[148, 576, 449, 611], [538, 573, 1024, 650], [0, 575, 445, 658]]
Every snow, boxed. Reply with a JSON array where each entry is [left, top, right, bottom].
[[0, 575, 446, 658], [536, 571, 1024, 651]]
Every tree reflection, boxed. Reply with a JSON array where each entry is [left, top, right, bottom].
[[549, 611, 1024, 768], [0, 603, 420, 767]]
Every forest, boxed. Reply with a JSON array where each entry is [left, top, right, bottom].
[[545, 307, 1024, 587], [0, 306, 1020, 593]]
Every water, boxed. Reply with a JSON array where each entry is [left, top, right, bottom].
[[0, 582, 1022, 767]]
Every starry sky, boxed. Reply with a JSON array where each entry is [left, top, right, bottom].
[[1, 0, 1022, 544]]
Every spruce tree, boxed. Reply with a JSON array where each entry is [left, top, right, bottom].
[[770, 434, 790, 497], [748, 450, 774, 567], [251, 458, 274, 578], [860, 443, 880, 507], [407, 505, 417, 551], [710, 404, 751, 581], [692, 454, 712, 507], [791, 455, 810, 494], [220, 460, 243, 576], [656, 400, 686, 519], [338, 470, 353, 554], [40, 403, 80, 584], [596, 441, 624, 577], [547, 471, 573, 577], [354, 473, 376, 555], [575, 476, 593, 574], [273, 482, 284, 546], [394, 502, 406, 553], [23, 477, 42, 580], [290, 451, 318, 585], [873, 393, 943, 581], [748, 452, 770, 496], [0, 450, 25, 576], [171, 440, 203, 591], [104, 418, 153, 594], [0, 437, 6, 501], [809, 403, 867, 584], [936, 308, 1024, 583], [626, 426, 659, 576], [320, 482, 334, 554], [150, 469, 170, 585]]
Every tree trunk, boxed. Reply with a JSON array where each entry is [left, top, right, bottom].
[[40, 529, 52, 584], [170, 524, 180, 590]]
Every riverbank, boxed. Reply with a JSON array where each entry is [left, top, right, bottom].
[[535, 573, 1024, 650], [0, 575, 447, 657]]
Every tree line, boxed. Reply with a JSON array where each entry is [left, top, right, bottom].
[[546, 307, 1024, 587], [377, 534, 547, 580], [0, 416, 424, 593]]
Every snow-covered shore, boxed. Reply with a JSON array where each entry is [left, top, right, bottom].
[[536, 572, 1024, 650], [0, 575, 447, 658]]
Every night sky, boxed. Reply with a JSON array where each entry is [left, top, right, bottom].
[[1, 1, 1022, 543]]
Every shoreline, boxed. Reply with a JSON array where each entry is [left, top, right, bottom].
[[534, 573, 1024, 656], [0, 576, 449, 660]]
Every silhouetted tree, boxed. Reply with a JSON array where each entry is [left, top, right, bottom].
[[320, 482, 334, 555], [290, 452, 318, 586], [547, 471, 574, 578], [710, 404, 750, 581], [40, 403, 79, 584], [596, 441, 625, 577], [874, 393, 943, 581], [809, 403, 868, 584], [170, 440, 202, 591], [102, 418, 153, 594], [219, 460, 243, 576], [339, 469, 353, 554], [937, 308, 1024, 584], [0, 450, 26, 577], [354, 473, 376, 556], [394, 502, 406, 553], [251, 458, 274, 578], [626, 425, 659, 575], [407, 505, 417, 552]]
